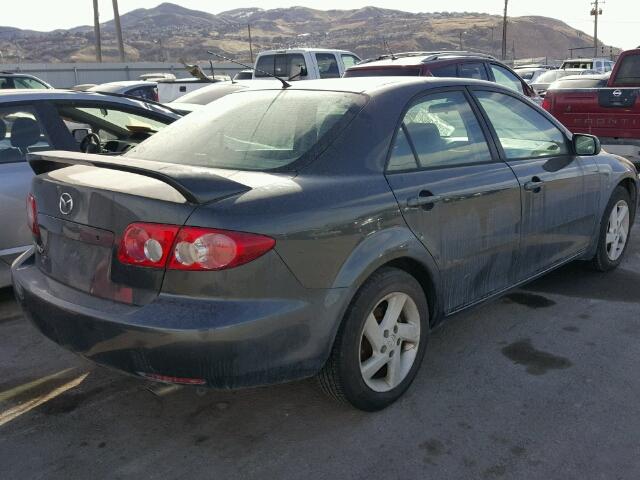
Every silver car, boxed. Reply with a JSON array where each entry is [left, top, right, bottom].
[[0, 90, 180, 286]]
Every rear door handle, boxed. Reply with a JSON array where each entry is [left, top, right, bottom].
[[406, 191, 443, 208], [523, 177, 545, 192]]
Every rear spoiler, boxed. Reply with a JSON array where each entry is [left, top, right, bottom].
[[27, 151, 251, 204]]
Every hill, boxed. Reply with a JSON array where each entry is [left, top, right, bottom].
[[0, 3, 614, 64]]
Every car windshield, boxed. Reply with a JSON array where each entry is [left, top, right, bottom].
[[127, 89, 366, 171]]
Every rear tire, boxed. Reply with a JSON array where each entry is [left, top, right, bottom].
[[591, 186, 632, 272], [318, 267, 429, 411]]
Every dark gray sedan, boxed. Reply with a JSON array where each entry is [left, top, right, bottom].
[[12, 77, 638, 411]]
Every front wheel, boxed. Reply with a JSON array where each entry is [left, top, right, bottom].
[[591, 186, 632, 271], [318, 267, 429, 411]]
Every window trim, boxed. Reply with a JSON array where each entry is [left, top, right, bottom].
[[468, 86, 573, 162], [384, 86, 501, 174]]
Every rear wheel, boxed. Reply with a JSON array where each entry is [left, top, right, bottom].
[[318, 267, 429, 411], [591, 186, 632, 271]]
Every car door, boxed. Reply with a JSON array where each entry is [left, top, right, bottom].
[[471, 88, 599, 280], [0, 102, 59, 280], [385, 88, 522, 313]]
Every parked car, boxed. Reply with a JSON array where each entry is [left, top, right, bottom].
[[344, 51, 541, 104], [233, 69, 254, 80], [543, 48, 640, 166], [0, 90, 180, 287], [13, 77, 637, 410], [0, 72, 52, 90], [560, 57, 614, 73], [513, 67, 552, 84], [254, 48, 361, 80], [167, 81, 252, 114], [530, 68, 597, 96], [88, 81, 159, 102], [547, 72, 611, 90]]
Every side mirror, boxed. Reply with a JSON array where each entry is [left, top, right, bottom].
[[298, 64, 308, 77], [573, 134, 601, 156], [72, 128, 90, 143]]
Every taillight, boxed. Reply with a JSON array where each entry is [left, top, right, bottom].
[[116, 223, 275, 271], [152, 87, 159, 102], [542, 93, 553, 111], [26, 193, 40, 238], [117, 223, 179, 268], [168, 227, 275, 271]]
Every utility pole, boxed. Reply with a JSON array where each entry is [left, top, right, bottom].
[[591, 0, 603, 57], [93, 0, 102, 62], [112, 0, 126, 62], [501, 0, 508, 61], [459, 31, 463, 50], [248, 24, 254, 63]]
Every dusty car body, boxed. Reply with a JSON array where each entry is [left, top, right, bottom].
[[12, 77, 638, 410]]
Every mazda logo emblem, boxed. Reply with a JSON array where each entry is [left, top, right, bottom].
[[59, 193, 74, 215], [612, 89, 622, 97]]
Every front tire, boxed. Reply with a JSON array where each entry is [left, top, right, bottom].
[[591, 186, 632, 271], [318, 267, 429, 411]]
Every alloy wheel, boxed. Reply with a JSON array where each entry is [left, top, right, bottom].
[[359, 292, 421, 392], [605, 200, 630, 261]]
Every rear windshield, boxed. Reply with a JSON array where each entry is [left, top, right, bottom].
[[126, 89, 365, 171], [345, 67, 421, 77], [613, 55, 640, 86]]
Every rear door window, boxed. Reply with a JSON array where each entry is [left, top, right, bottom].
[[316, 53, 340, 79], [255, 54, 308, 79], [388, 91, 491, 170], [0, 105, 53, 163], [54, 103, 171, 152], [13, 77, 48, 89], [457, 63, 488, 80], [490, 64, 524, 94], [430, 64, 458, 77]]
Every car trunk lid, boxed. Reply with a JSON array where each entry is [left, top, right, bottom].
[[27, 151, 255, 305]]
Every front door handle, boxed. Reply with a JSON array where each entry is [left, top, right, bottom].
[[523, 176, 545, 193], [406, 191, 443, 208]]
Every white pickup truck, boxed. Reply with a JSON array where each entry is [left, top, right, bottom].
[[253, 48, 361, 81]]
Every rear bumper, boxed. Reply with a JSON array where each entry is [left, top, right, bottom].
[[12, 250, 348, 389]]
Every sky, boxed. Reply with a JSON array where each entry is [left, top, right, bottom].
[[2, 0, 638, 50]]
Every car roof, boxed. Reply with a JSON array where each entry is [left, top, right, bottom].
[[0, 89, 179, 116], [257, 48, 356, 55], [88, 81, 156, 91], [235, 76, 505, 96], [351, 51, 497, 68]]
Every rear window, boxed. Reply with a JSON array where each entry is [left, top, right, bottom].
[[127, 90, 366, 171], [613, 55, 640, 86], [255, 54, 308, 79]]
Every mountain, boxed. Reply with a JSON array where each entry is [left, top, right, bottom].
[[0, 3, 616, 64]]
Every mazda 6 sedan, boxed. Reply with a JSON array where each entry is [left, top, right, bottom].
[[12, 77, 638, 411]]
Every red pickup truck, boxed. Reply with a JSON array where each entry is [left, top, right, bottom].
[[543, 48, 640, 166]]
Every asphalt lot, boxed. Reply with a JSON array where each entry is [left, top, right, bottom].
[[1, 213, 639, 480]]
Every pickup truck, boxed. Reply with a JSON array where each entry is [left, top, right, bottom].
[[543, 49, 640, 166], [253, 48, 361, 80]]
